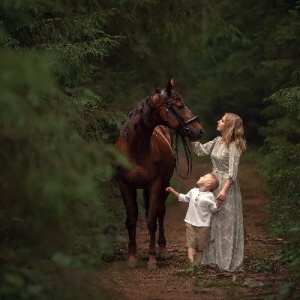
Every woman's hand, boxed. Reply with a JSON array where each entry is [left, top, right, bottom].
[[217, 190, 227, 201], [189, 141, 196, 148], [184, 137, 195, 148], [217, 179, 232, 202]]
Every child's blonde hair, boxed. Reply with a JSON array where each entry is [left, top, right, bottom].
[[223, 113, 246, 155], [208, 173, 219, 191]]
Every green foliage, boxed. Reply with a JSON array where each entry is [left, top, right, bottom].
[[260, 86, 300, 282], [0, 48, 125, 300], [0, 1, 125, 299], [94, 0, 248, 116], [2, 0, 300, 298], [58, 0, 299, 148], [185, 262, 207, 276], [279, 282, 296, 300], [253, 259, 273, 275], [179, 0, 300, 144]]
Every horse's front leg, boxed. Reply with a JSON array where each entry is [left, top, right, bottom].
[[146, 187, 160, 270], [119, 182, 138, 267], [157, 188, 172, 260]]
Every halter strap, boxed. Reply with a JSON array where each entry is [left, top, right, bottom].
[[161, 93, 199, 128], [150, 90, 198, 180], [184, 115, 199, 125]]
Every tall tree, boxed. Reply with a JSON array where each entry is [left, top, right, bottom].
[[0, 1, 124, 299], [98, 0, 299, 145], [94, 0, 246, 114], [259, 1, 300, 286]]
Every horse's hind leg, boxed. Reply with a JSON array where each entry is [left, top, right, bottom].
[[119, 183, 138, 267], [143, 189, 149, 220]]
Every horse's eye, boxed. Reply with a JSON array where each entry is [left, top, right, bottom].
[[173, 99, 185, 110]]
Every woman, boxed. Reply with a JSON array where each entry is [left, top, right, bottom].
[[190, 113, 246, 272]]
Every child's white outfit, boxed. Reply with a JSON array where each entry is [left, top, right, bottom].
[[178, 188, 219, 227]]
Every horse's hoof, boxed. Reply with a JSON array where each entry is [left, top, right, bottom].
[[127, 256, 138, 268], [127, 260, 137, 268], [147, 263, 158, 270]]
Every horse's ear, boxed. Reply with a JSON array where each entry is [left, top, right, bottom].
[[166, 78, 174, 97]]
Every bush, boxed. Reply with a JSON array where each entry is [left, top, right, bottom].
[[260, 87, 300, 282]]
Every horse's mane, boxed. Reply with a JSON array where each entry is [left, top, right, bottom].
[[120, 96, 154, 139]]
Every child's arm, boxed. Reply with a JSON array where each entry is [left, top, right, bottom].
[[165, 187, 180, 199], [166, 187, 193, 203], [209, 203, 220, 212], [207, 195, 221, 212]]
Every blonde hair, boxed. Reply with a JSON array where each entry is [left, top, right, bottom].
[[208, 173, 219, 192], [223, 113, 246, 155]]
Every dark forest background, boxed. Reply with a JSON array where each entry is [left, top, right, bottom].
[[0, 0, 299, 299]]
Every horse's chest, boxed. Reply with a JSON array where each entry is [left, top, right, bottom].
[[121, 159, 172, 188]]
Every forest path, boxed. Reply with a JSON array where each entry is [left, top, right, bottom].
[[97, 161, 298, 299]]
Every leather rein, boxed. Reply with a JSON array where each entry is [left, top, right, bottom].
[[158, 90, 199, 179]]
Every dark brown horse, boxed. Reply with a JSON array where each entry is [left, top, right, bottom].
[[115, 79, 204, 269]]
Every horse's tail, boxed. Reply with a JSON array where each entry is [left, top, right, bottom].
[[143, 189, 149, 219]]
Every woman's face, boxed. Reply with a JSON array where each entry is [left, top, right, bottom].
[[217, 115, 226, 133]]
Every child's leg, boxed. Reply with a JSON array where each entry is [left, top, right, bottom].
[[185, 223, 197, 263], [195, 227, 209, 264], [195, 250, 203, 263], [188, 247, 195, 262]]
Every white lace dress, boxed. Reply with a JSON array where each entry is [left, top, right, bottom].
[[192, 137, 244, 272]]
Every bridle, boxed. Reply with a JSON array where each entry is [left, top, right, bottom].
[[155, 89, 200, 179], [160, 89, 199, 134]]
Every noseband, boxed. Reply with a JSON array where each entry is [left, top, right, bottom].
[[160, 91, 199, 132]]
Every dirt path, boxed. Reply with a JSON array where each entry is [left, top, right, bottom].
[[98, 161, 298, 299]]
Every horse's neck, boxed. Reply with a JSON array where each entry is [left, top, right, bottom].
[[154, 125, 172, 145], [128, 126, 154, 150]]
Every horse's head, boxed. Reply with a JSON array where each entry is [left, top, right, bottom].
[[153, 79, 204, 141]]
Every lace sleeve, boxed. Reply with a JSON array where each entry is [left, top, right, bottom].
[[227, 142, 241, 181], [192, 137, 218, 156]]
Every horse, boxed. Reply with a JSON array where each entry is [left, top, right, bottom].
[[115, 79, 204, 269]]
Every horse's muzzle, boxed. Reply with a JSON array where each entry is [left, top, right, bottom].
[[184, 128, 204, 141]]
